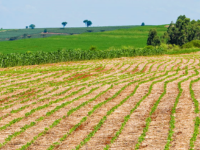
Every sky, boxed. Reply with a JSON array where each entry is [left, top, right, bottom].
[[1, 0, 200, 29]]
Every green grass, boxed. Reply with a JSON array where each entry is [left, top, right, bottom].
[[0, 25, 167, 54], [0, 26, 141, 40]]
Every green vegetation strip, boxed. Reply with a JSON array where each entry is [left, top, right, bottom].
[[0, 48, 166, 68], [164, 69, 199, 150], [190, 77, 200, 113], [189, 117, 200, 150], [189, 76, 200, 150]]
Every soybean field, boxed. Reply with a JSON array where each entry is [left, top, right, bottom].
[[0, 53, 200, 150]]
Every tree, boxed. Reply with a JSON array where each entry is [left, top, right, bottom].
[[29, 24, 35, 29], [191, 20, 196, 24], [87, 21, 92, 27], [44, 29, 47, 33], [26, 26, 28, 29], [141, 22, 145, 26], [147, 29, 161, 46], [83, 20, 92, 27], [177, 15, 186, 21], [165, 15, 200, 46], [152, 36, 161, 46], [83, 20, 88, 26], [62, 22, 67, 28]]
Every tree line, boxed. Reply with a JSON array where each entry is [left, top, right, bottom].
[[147, 15, 200, 46], [27, 20, 93, 29]]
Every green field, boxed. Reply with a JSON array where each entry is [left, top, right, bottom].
[[0, 25, 167, 54], [0, 26, 139, 40]]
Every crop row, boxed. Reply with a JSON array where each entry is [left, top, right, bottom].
[[45, 68, 176, 149]]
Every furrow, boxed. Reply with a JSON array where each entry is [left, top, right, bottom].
[[165, 69, 199, 150], [81, 79, 166, 149], [134, 71, 193, 149], [104, 70, 185, 150], [0, 85, 105, 149]]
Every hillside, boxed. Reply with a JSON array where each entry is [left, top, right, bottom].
[[0, 25, 167, 54], [0, 26, 139, 41]]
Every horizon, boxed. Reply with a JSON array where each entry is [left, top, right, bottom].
[[2, 24, 168, 30], [1, 0, 200, 29]]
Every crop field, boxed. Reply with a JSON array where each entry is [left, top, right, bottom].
[[0, 53, 200, 150], [0, 25, 140, 40], [0, 25, 167, 54]]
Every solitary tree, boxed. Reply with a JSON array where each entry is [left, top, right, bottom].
[[62, 22, 67, 28], [141, 22, 145, 26], [26, 26, 28, 29], [147, 29, 160, 46], [29, 24, 35, 29], [44, 29, 47, 33], [83, 20, 92, 27]]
